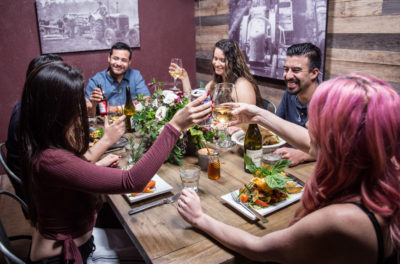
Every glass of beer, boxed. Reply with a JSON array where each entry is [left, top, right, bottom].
[[207, 152, 220, 180]]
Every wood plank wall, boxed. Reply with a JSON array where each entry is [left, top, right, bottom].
[[194, 0, 400, 106]]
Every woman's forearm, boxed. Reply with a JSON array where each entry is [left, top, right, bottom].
[[182, 75, 192, 98], [194, 213, 274, 262], [84, 137, 113, 162], [258, 109, 311, 153]]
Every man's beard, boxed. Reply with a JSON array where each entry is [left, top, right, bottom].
[[285, 78, 301, 95], [109, 65, 126, 78]]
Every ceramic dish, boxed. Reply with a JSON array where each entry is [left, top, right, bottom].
[[231, 130, 286, 153], [124, 174, 173, 204]]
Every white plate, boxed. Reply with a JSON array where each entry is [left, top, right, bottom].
[[231, 130, 286, 153], [221, 188, 303, 221], [124, 174, 173, 204]]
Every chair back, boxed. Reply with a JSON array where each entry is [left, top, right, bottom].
[[0, 143, 29, 219], [0, 143, 22, 184], [0, 190, 28, 264], [263, 98, 277, 113]]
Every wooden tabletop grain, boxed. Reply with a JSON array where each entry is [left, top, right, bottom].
[[106, 148, 315, 264]]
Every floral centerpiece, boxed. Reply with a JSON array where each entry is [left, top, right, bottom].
[[131, 89, 188, 166], [130, 85, 224, 166]]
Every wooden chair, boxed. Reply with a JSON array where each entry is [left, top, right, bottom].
[[0, 190, 30, 264], [263, 98, 277, 113]]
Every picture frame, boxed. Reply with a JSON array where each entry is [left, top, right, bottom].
[[229, 0, 328, 80], [35, 0, 140, 54]]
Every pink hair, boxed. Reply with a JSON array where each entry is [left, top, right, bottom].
[[293, 73, 400, 251]]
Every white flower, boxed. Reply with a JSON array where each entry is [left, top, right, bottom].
[[152, 99, 159, 108], [134, 101, 143, 112], [155, 106, 167, 121], [162, 90, 174, 97], [163, 91, 179, 105]]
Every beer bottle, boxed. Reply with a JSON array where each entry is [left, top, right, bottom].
[[97, 84, 108, 116], [124, 86, 135, 132], [244, 124, 262, 173]]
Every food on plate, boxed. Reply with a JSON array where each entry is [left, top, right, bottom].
[[128, 180, 156, 197], [89, 128, 104, 144], [109, 105, 124, 114], [285, 181, 303, 194], [238, 124, 280, 145], [238, 156, 302, 209]]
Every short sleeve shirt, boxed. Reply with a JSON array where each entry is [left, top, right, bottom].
[[276, 90, 309, 127], [85, 68, 150, 106]]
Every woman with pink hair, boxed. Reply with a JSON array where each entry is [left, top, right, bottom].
[[177, 73, 399, 264]]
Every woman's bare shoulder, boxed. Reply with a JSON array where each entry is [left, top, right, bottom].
[[272, 203, 379, 263], [301, 203, 374, 231], [235, 77, 252, 86]]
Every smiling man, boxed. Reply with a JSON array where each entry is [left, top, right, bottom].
[[274, 43, 321, 166], [86, 42, 150, 116]]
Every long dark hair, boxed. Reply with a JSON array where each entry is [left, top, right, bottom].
[[19, 62, 91, 225], [209, 39, 263, 107]]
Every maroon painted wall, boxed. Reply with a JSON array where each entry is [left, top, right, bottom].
[[0, 0, 195, 143]]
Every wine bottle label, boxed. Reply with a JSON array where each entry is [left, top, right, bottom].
[[99, 101, 107, 115], [245, 149, 262, 168]]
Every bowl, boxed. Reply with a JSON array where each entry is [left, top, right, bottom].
[[197, 148, 215, 171], [231, 130, 286, 153]]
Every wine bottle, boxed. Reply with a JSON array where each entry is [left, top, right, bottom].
[[124, 86, 135, 132], [97, 84, 108, 116], [244, 124, 262, 173]]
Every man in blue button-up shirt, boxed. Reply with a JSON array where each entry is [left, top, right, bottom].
[[86, 42, 150, 116]]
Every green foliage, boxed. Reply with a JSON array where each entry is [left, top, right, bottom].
[[188, 125, 226, 150], [244, 155, 291, 190], [132, 85, 188, 166], [129, 136, 145, 165]]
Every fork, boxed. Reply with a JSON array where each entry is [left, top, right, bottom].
[[128, 193, 181, 215], [230, 191, 268, 223]]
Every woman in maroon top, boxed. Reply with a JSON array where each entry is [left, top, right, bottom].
[[19, 62, 212, 263]]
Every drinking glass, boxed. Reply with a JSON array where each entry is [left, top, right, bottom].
[[169, 58, 183, 92], [107, 91, 124, 125], [207, 152, 220, 180], [211, 83, 237, 149], [180, 165, 201, 192]]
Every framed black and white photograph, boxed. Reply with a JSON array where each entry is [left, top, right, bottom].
[[229, 0, 328, 80], [36, 0, 140, 54]]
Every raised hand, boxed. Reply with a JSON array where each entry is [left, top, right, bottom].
[[224, 102, 265, 126], [102, 115, 126, 146], [89, 87, 104, 106], [169, 94, 212, 131]]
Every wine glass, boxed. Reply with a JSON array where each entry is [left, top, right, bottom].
[[211, 83, 237, 149], [107, 89, 124, 125], [169, 58, 183, 92]]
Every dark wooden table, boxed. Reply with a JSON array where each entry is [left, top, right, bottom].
[[106, 147, 315, 264]]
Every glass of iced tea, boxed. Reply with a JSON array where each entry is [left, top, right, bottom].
[[207, 152, 220, 180]]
